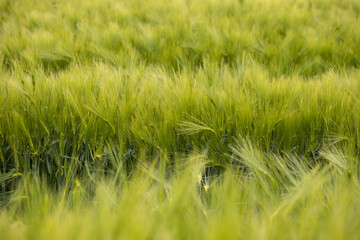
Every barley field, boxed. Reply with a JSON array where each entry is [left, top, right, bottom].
[[1, 0, 360, 239]]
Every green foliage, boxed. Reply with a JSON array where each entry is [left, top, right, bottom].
[[1, 148, 360, 240], [1, 0, 360, 238]]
